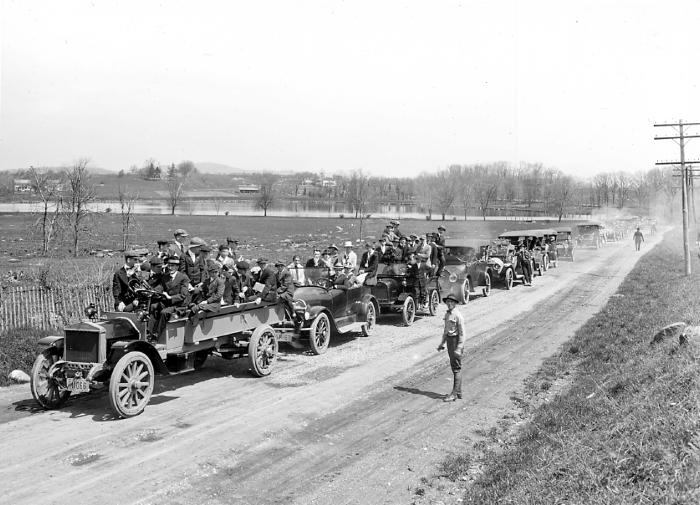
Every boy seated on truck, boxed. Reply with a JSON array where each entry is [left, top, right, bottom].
[[187, 260, 225, 323], [148, 256, 191, 340]]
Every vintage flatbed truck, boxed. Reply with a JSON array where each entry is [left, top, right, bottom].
[[30, 300, 287, 418]]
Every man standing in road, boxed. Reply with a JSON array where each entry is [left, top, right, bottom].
[[633, 227, 645, 251], [437, 294, 465, 402]]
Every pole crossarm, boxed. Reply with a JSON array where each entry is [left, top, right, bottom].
[[654, 135, 700, 140], [654, 122, 700, 127], [655, 160, 700, 165]]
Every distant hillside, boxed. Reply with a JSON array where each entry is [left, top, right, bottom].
[[196, 162, 248, 174]]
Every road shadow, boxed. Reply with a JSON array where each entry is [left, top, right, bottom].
[[394, 385, 445, 400]]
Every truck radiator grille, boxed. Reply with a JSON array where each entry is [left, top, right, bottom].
[[65, 330, 99, 363]]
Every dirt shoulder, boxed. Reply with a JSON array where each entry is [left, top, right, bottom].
[[0, 236, 662, 505]]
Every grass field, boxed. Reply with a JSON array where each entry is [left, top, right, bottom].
[[0, 212, 583, 286], [437, 228, 700, 504]]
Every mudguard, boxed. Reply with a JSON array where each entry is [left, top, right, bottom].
[[109, 340, 170, 375], [37, 335, 64, 351], [358, 294, 379, 317], [305, 307, 341, 333]]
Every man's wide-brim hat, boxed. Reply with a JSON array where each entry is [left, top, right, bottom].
[[328, 244, 339, 251], [343, 240, 353, 248], [443, 294, 460, 304]]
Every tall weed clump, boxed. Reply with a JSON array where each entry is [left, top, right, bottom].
[[463, 230, 700, 504], [0, 327, 50, 387]]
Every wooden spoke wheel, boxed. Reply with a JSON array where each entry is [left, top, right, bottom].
[[109, 351, 155, 418], [505, 268, 514, 290], [31, 348, 70, 410], [482, 272, 491, 297], [402, 296, 416, 326], [248, 325, 279, 376], [361, 302, 377, 337], [428, 289, 440, 316], [309, 313, 331, 355], [193, 350, 209, 369], [459, 278, 471, 304]]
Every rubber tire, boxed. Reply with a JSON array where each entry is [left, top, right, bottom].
[[428, 289, 440, 316], [482, 272, 491, 297], [248, 324, 278, 376], [193, 350, 209, 369], [308, 313, 331, 355], [459, 278, 471, 304], [505, 268, 514, 290], [30, 348, 70, 410], [109, 351, 154, 418], [402, 296, 415, 326], [361, 302, 377, 337]]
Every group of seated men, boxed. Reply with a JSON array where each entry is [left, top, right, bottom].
[[111, 221, 449, 336]]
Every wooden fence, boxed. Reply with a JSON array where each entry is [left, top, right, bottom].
[[0, 284, 113, 332]]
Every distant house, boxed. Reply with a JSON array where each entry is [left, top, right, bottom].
[[13, 179, 32, 193], [238, 184, 261, 194], [321, 179, 337, 188]]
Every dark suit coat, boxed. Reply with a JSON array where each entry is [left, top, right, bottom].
[[112, 267, 136, 308], [160, 271, 191, 307], [258, 265, 278, 302], [184, 253, 208, 285], [171, 243, 188, 273], [276, 268, 296, 296], [203, 276, 225, 305], [305, 258, 323, 268], [359, 251, 379, 277]]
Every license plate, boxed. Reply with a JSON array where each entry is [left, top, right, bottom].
[[67, 378, 90, 393]]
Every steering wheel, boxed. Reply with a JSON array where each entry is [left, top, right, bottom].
[[315, 278, 333, 289]]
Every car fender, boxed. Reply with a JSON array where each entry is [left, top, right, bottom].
[[37, 335, 64, 351], [305, 306, 341, 333], [109, 340, 170, 375], [356, 294, 379, 318]]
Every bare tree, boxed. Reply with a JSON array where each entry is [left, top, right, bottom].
[[434, 167, 459, 220], [118, 185, 138, 251], [63, 158, 97, 257], [255, 172, 279, 217], [29, 166, 63, 255], [346, 170, 370, 219], [212, 197, 223, 216], [550, 174, 573, 222]]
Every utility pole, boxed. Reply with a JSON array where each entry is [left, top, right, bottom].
[[654, 119, 700, 276]]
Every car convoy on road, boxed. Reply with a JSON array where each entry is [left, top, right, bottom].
[[29, 219, 649, 418]]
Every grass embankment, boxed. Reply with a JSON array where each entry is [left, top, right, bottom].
[[0, 327, 50, 387], [449, 230, 700, 504]]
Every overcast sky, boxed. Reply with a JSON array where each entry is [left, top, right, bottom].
[[2, 0, 700, 178]]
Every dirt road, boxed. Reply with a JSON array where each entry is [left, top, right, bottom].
[[0, 236, 661, 505]]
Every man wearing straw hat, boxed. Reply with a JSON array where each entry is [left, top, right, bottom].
[[437, 294, 466, 402], [341, 240, 357, 271]]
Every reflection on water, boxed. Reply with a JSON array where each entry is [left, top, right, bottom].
[[0, 199, 429, 219], [0, 199, 567, 221]]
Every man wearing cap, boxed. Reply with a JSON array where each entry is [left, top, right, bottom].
[[188, 260, 225, 323], [407, 252, 430, 309], [214, 244, 236, 270], [275, 260, 296, 317], [437, 294, 466, 402], [148, 256, 191, 339], [147, 256, 164, 288], [390, 220, 405, 239], [255, 258, 278, 302], [224, 261, 248, 305], [334, 264, 358, 290], [185, 237, 209, 291], [156, 240, 175, 260], [327, 244, 342, 269], [172, 229, 189, 265], [393, 236, 409, 262], [415, 235, 433, 267], [376, 236, 389, 257], [435, 226, 447, 276], [341, 241, 357, 271], [383, 224, 398, 243], [357, 242, 379, 285], [112, 250, 139, 312]]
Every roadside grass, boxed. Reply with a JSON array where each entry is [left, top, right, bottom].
[[446, 229, 700, 504], [0, 327, 50, 387]]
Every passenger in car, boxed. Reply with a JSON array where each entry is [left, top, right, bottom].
[[188, 260, 225, 323]]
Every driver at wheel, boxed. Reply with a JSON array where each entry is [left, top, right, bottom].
[[407, 252, 429, 308], [333, 264, 358, 290], [112, 250, 140, 312]]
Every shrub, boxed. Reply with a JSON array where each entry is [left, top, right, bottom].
[[0, 327, 50, 387]]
